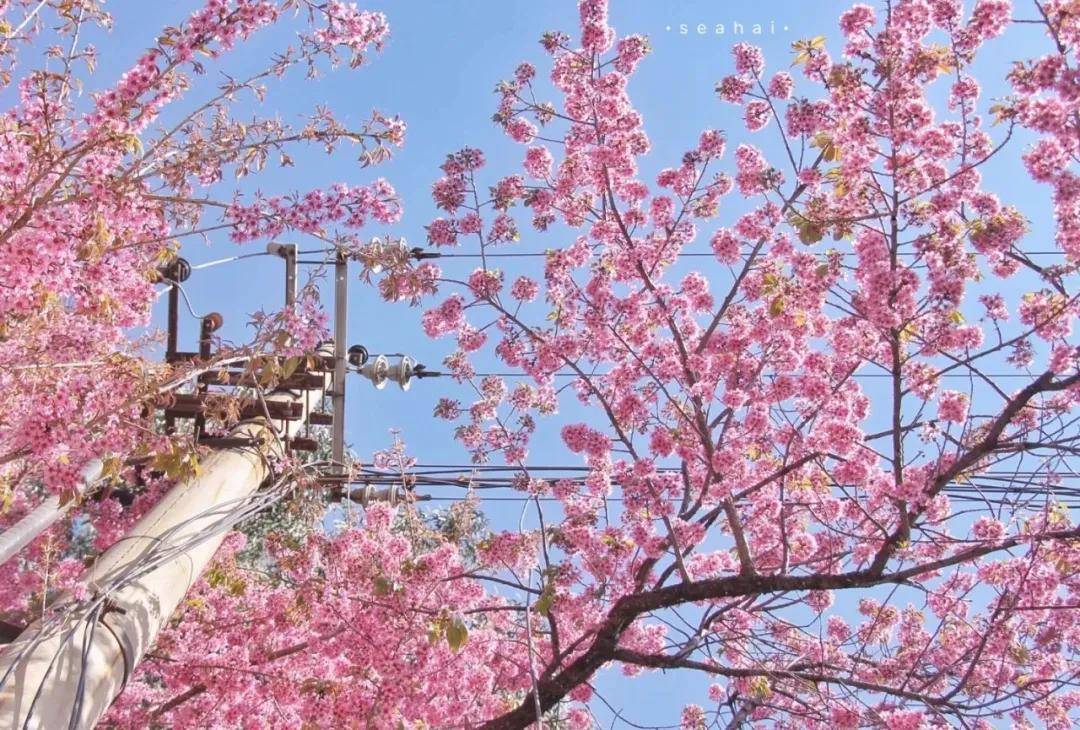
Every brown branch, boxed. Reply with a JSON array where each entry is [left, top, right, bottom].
[[867, 370, 1080, 575], [610, 648, 964, 710], [479, 527, 1079, 729]]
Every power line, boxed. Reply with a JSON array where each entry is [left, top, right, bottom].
[[188, 251, 272, 270], [419, 496, 1080, 506], [436, 250, 1069, 259], [348, 465, 1080, 508], [467, 371, 1055, 380], [293, 246, 1071, 261], [377, 464, 1078, 476]]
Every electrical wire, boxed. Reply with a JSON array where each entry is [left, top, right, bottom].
[[347, 464, 1080, 509], [418, 495, 1080, 506], [465, 371, 1051, 380], [360, 463, 1079, 476], [188, 252, 272, 271], [435, 250, 1072, 259], [158, 278, 211, 320], [292, 246, 1071, 259]]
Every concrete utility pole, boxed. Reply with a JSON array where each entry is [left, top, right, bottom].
[[0, 347, 334, 730], [331, 250, 348, 472], [0, 460, 102, 568]]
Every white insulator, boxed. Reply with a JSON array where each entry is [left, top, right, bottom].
[[360, 354, 390, 389], [346, 484, 402, 506], [388, 355, 415, 391]]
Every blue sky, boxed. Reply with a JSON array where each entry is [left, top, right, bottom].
[[67, 1, 1068, 725], [113, 0, 1053, 463]]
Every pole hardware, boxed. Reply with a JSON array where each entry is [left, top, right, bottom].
[[357, 354, 413, 390], [355, 352, 438, 390], [194, 313, 223, 441], [347, 344, 369, 368], [412, 364, 442, 379], [266, 241, 298, 307], [409, 247, 441, 260], [332, 483, 429, 506], [155, 256, 191, 284]]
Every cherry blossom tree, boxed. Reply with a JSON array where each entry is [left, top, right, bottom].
[[0, 0, 399, 643], [414, 2, 1080, 725], [5, 0, 1080, 728], [383, 0, 1080, 726]]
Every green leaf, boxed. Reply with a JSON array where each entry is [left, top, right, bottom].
[[792, 36, 826, 66], [372, 575, 393, 597], [798, 223, 824, 245], [282, 356, 301, 380], [446, 616, 468, 652], [749, 676, 773, 699], [535, 583, 555, 617]]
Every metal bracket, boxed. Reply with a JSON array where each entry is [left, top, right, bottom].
[[267, 242, 298, 307]]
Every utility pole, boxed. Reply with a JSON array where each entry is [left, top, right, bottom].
[[0, 461, 103, 568], [0, 347, 335, 730], [0, 240, 436, 728], [331, 250, 348, 472]]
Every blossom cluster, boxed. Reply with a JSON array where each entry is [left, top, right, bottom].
[[225, 180, 401, 242]]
